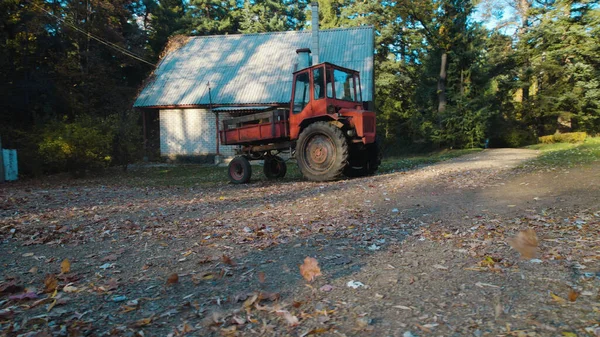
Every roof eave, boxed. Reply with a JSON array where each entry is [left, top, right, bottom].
[[134, 102, 288, 110]]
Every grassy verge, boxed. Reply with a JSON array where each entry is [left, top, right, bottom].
[[87, 148, 482, 188], [525, 136, 600, 168]]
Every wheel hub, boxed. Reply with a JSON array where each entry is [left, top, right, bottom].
[[310, 144, 328, 164]]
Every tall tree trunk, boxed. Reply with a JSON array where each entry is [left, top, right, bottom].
[[460, 69, 464, 96], [518, 0, 531, 103], [437, 51, 447, 114]]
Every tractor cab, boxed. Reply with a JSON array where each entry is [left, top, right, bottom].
[[290, 62, 375, 144]]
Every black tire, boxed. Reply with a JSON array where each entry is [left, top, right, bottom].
[[296, 121, 348, 181], [343, 142, 380, 177], [228, 156, 252, 184], [344, 163, 368, 177], [264, 156, 287, 179], [366, 141, 381, 174]]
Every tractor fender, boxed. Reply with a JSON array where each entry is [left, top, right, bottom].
[[298, 115, 347, 135]]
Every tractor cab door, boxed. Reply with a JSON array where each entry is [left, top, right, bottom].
[[289, 65, 328, 139]]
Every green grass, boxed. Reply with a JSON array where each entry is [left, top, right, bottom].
[[525, 136, 600, 168], [99, 148, 482, 188]]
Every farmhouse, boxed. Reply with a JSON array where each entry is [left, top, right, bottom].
[[134, 10, 374, 162]]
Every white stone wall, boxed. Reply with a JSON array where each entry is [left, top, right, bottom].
[[159, 109, 236, 157]]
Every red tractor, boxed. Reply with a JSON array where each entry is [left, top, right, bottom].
[[220, 61, 379, 183]]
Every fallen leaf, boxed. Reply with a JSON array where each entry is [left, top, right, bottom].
[[22, 253, 34, 257], [9, 292, 38, 300], [243, 294, 258, 308], [257, 271, 266, 283], [222, 255, 235, 266], [299, 257, 322, 282], [166, 273, 179, 285], [44, 274, 58, 293], [475, 282, 500, 288], [562, 332, 577, 337], [0, 280, 23, 294], [320, 284, 334, 292], [101, 254, 118, 262], [120, 305, 138, 313], [133, 316, 154, 327], [276, 310, 299, 326], [551, 292, 566, 304], [301, 327, 330, 335], [232, 316, 246, 325], [568, 289, 579, 302], [180, 322, 194, 333], [47, 299, 58, 312], [28, 267, 38, 274], [61, 259, 71, 274], [507, 229, 539, 259], [347, 280, 365, 289], [63, 285, 78, 293], [257, 291, 280, 302]]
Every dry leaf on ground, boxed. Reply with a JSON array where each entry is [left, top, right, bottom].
[[257, 271, 266, 283], [166, 273, 179, 285], [299, 257, 321, 282], [60, 259, 71, 273], [276, 310, 299, 326], [507, 228, 538, 259], [568, 289, 579, 302], [222, 255, 235, 266], [44, 274, 58, 293]]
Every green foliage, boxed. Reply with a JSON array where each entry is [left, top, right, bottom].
[[500, 129, 536, 148], [527, 137, 600, 168], [38, 118, 114, 176], [111, 110, 144, 171], [538, 132, 588, 144]]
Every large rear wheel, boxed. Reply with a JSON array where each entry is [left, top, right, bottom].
[[296, 122, 348, 181], [228, 156, 252, 184], [263, 156, 287, 179]]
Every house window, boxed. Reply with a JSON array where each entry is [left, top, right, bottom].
[[293, 71, 310, 114], [313, 68, 325, 100]]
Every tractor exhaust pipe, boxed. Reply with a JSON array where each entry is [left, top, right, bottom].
[[311, 1, 319, 65]]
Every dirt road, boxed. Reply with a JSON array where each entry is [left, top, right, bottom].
[[2, 149, 599, 336]]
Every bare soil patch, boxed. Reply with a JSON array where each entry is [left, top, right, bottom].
[[2, 149, 599, 336]]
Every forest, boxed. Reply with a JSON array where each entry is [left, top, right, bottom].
[[1, 0, 599, 175]]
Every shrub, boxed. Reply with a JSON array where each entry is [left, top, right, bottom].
[[501, 129, 536, 148], [38, 118, 113, 176], [538, 132, 587, 144], [110, 110, 143, 171]]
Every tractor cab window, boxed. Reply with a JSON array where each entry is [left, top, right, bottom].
[[333, 69, 357, 101], [326, 69, 333, 98], [355, 74, 362, 102], [293, 71, 310, 114], [313, 68, 325, 100]]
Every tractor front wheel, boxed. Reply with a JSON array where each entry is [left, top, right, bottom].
[[228, 156, 252, 184], [296, 121, 348, 181], [264, 156, 287, 179]]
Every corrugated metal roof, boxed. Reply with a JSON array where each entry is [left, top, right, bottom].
[[134, 27, 374, 108]]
